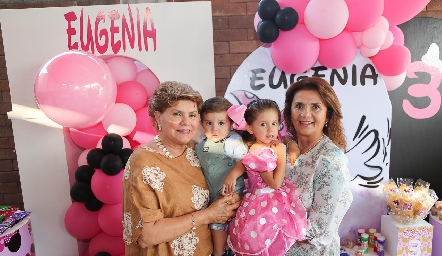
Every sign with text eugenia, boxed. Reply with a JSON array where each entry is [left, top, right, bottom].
[[0, 3, 215, 255]]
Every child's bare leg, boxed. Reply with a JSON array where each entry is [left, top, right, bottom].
[[212, 229, 228, 256]]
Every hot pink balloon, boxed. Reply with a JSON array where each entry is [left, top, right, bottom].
[[271, 24, 319, 74], [82, 245, 90, 256], [106, 56, 137, 84], [102, 103, 136, 136], [64, 202, 101, 239], [78, 149, 91, 167], [128, 108, 157, 144], [276, 0, 309, 24], [383, 0, 430, 26], [98, 203, 123, 237], [116, 81, 148, 111], [370, 44, 411, 76], [91, 169, 123, 204], [34, 50, 117, 129], [135, 69, 160, 99], [89, 232, 125, 256], [390, 25, 404, 45], [380, 72, 406, 91], [304, 0, 349, 39], [318, 31, 356, 69], [344, 0, 383, 31], [69, 123, 108, 149], [96, 136, 131, 149]]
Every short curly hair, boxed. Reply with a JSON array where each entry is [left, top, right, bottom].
[[148, 81, 203, 129]]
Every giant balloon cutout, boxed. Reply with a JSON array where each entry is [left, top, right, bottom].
[[34, 51, 117, 128]]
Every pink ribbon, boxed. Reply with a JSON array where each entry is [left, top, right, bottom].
[[227, 104, 247, 131]]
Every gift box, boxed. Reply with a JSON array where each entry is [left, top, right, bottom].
[[0, 216, 35, 256], [429, 215, 441, 256], [381, 215, 433, 256]]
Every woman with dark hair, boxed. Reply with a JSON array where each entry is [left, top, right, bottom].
[[283, 77, 353, 256]]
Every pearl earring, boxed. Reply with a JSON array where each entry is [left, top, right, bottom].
[[325, 122, 328, 128]]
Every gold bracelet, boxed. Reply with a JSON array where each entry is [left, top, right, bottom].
[[191, 213, 197, 230]]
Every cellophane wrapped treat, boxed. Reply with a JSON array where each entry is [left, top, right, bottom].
[[383, 178, 438, 224]]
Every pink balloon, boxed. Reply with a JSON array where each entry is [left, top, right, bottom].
[[271, 24, 320, 74], [380, 31, 394, 50], [304, 0, 349, 39], [352, 32, 362, 47], [253, 12, 261, 32], [70, 123, 108, 149], [360, 45, 380, 58], [83, 245, 90, 256], [34, 50, 117, 128], [126, 136, 141, 150], [91, 169, 123, 204], [383, 0, 430, 26], [318, 31, 356, 69], [362, 27, 386, 49], [134, 60, 148, 72], [98, 203, 123, 236], [380, 72, 406, 91], [374, 16, 389, 33], [116, 81, 148, 111], [64, 202, 101, 239], [276, 0, 309, 24], [344, 0, 384, 31], [390, 25, 404, 45], [102, 103, 136, 136], [370, 44, 411, 76], [128, 108, 157, 144], [96, 136, 131, 149], [89, 232, 125, 256], [106, 56, 137, 84], [78, 149, 91, 167], [135, 69, 160, 99]]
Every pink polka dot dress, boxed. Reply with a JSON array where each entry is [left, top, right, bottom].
[[228, 148, 308, 256]]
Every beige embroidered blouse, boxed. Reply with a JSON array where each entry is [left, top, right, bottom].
[[122, 143, 212, 256]]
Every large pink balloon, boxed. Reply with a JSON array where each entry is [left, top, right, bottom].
[[271, 24, 319, 74], [304, 0, 349, 39], [318, 31, 356, 69], [98, 203, 123, 237], [380, 72, 406, 91], [383, 0, 430, 26], [89, 232, 125, 256], [102, 103, 137, 136], [370, 44, 411, 76], [116, 81, 148, 111], [128, 108, 157, 144], [276, 0, 309, 24], [344, 0, 383, 32], [64, 202, 101, 239], [135, 69, 160, 99], [91, 169, 123, 204], [106, 56, 137, 85], [390, 25, 404, 45], [69, 123, 108, 149], [35, 51, 117, 128]]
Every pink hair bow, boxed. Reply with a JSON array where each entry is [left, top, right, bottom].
[[227, 104, 247, 131]]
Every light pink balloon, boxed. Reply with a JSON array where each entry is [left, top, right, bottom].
[[344, 0, 383, 32], [134, 60, 148, 72], [78, 149, 91, 167], [96, 135, 131, 149], [128, 108, 157, 144], [102, 103, 136, 136], [34, 50, 117, 129], [271, 24, 320, 74], [318, 31, 356, 69], [254, 12, 261, 32], [304, 0, 349, 39], [360, 45, 380, 57], [69, 123, 108, 149], [106, 56, 137, 84], [370, 44, 411, 76], [380, 31, 394, 50], [390, 25, 404, 45], [276, 0, 309, 24], [135, 69, 160, 99], [98, 203, 123, 237], [352, 32, 362, 47], [374, 16, 389, 33], [91, 169, 123, 204], [362, 27, 386, 49], [383, 0, 430, 26], [64, 202, 101, 239], [380, 72, 406, 91], [89, 232, 125, 256], [116, 81, 148, 111]]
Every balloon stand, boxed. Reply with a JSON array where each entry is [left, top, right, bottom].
[[0, 216, 35, 256]]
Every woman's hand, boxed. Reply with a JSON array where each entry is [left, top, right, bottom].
[[287, 140, 300, 165], [206, 193, 241, 223]]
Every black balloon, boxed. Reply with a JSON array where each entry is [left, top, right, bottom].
[[75, 165, 95, 183], [101, 133, 123, 154], [257, 20, 279, 43], [87, 148, 105, 169], [275, 7, 298, 31], [70, 182, 93, 202], [100, 154, 123, 175], [95, 252, 111, 256], [257, 0, 280, 21], [85, 195, 104, 211], [118, 148, 134, 166]]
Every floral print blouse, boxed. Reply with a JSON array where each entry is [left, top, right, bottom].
[[285, 135, 353, 256], [122, 143, 212, 256]]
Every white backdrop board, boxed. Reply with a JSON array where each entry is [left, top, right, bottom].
[[0, 2, 215, 255]]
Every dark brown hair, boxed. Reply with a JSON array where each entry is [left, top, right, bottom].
[[199, 96, 232, 120]]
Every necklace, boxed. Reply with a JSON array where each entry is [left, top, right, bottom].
[[300, 135, 324, 155], [154, 135, 187, 158]]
